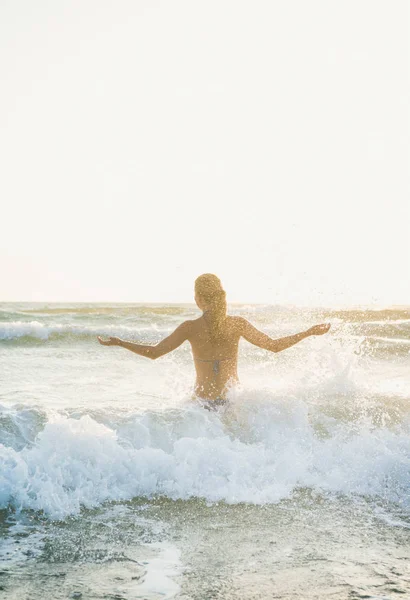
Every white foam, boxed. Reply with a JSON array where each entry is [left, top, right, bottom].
[[136, 542, 181, 599], [0, 321, 169, 341], [1, 389, 409, 520]]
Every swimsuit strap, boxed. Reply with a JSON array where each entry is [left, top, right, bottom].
[[196, 356, 235, 376]]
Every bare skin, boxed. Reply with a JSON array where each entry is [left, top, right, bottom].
[[98, 305, 331, 402]]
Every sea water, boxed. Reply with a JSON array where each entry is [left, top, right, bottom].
[[0, 302, 409, 598]]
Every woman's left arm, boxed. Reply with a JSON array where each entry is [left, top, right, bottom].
[[97, 321, 192, 360], [239, 318, 330, 353]]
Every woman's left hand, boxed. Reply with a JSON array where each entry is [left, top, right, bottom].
[[307, 323, 331, 336]]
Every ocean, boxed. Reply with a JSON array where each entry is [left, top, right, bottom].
[[1, 302, 409, 599]]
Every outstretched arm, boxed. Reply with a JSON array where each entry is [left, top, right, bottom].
[[97, 321, 191, 360], [238, 318, 330, 353]]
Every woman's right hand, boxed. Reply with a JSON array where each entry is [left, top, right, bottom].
[[97, 336, 121, 346]]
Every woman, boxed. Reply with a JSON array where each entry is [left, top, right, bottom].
[[98, 273, 330, 406]]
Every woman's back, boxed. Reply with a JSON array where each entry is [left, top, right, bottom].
[[187, 314, 242, 400]]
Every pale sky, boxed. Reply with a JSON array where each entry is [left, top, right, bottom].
[[1, 0, 409, 305]]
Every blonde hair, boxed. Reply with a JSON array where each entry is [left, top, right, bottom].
[[195, 273, 227, 342]]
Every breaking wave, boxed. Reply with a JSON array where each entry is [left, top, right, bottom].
[[1, 388, 409, 520]]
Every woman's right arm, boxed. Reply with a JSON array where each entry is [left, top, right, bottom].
[[237, 317, 330, 353], [97, 321, 192, 360]]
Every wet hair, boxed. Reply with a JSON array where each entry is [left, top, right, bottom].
[[195, 273, 227, 342]]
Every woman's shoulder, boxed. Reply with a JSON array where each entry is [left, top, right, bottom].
[[226, 315, 248, 330], [226, 314, 246, 322], [183, 316, 204, 330]]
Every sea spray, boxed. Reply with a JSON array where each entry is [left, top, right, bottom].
[[1, 389, 409, 519]]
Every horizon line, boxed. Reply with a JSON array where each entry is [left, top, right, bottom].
[[1, 300, 409, 311]]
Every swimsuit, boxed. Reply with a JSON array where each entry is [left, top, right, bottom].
[[199, 397, 228, 411], [195, 357, 234, 410]]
